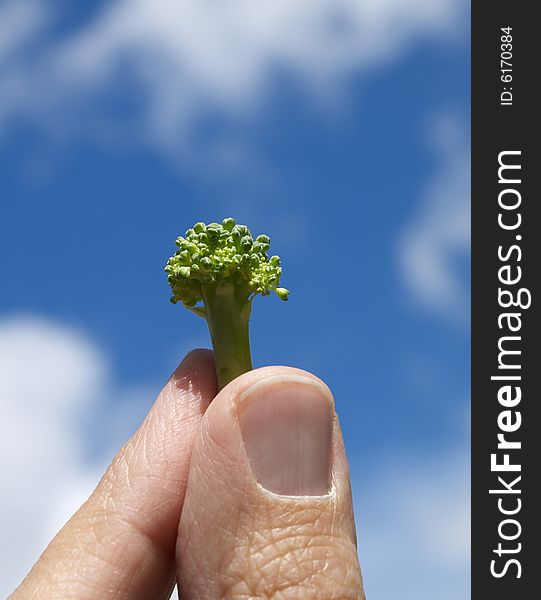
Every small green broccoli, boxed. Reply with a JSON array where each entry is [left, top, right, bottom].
[[165, 218, 289, 389]]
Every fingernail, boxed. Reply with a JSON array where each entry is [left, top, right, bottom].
[[238, 377, 333, 496]]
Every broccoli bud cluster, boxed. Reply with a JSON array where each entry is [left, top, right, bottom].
[[165, 218, 289, 312]]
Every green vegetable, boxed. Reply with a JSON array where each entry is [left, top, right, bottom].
[[165, 218, 289, 389]]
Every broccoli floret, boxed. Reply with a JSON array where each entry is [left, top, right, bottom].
[[165, 218, 289, 389]]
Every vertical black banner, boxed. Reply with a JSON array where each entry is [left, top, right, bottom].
[[472, 1, 539, 598]]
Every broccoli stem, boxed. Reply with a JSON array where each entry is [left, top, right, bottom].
[[201, 283, 253, 389]]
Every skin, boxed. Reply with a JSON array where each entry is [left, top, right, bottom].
[[10, 350, 364, 600]]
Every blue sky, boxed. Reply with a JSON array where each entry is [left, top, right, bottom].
[[0, 1, 470, 598]]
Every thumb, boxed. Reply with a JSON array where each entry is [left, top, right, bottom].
[[176, 366, 364, 599]]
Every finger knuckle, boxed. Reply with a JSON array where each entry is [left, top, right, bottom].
[[221, 509, 363, 600]]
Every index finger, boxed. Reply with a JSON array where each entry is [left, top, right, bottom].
[[10, 349, 216, 600]]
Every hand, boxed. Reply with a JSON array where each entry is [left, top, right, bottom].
[[11, 350, 364, 599]]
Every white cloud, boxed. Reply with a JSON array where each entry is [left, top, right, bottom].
[[0, 315, 143, 597], [0, 0, 465, 154], [388, 115, 470, 595], [0, 0, 46, 67], [356, 445, 470, 599], [398, 114, 470, 321]]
